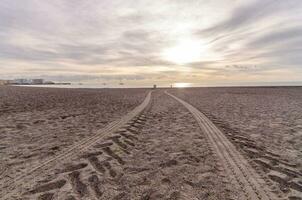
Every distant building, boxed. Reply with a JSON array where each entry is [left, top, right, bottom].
[[57, 82, 71, 85], [44, 81, 55, 85], [14, 79, 31, 84], [32, 79, 44, 84]]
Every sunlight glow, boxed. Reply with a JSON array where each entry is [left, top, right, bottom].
[[162, 39, 206, 64], [173, 82, 191, 88]]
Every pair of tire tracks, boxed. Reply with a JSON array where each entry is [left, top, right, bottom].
[[0, 91, 152, 200], [166, 91, 279, 200], [23, 113, 150, 200]]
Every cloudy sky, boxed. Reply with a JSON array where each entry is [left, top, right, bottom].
[[0, 0, 301, 86]]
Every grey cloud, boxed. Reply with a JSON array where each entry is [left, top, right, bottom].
[[193, 0, 302, 75], [201, 0, 301, 35], [186, 61, 219, 69], [122, 29, 151, 42], [0, 43, 59, 62], [227, 27, 302, 68], [197, 0, 302, 55], [247, 27, 302, 48], [253, 48, 302, 68], [224, 64, 261, 72], [119, 13, 151, 24], [0, 30, 171, 67], [0, 0, 171, 68]]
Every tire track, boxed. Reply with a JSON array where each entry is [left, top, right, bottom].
[[1, 91, 152, 200], [205, 115, 302, 199], [166, 91, 279, 200], [23, 112, 150, 200]]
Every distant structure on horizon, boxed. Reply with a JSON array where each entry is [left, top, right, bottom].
[[32, 79, 44, 84], [13, 79, 30, 84], [10, 78, 44, 85], [0, 78, 69, 86]]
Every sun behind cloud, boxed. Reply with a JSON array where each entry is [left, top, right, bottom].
[[162, 39, 205, 64], [161, 38, 222, 65]]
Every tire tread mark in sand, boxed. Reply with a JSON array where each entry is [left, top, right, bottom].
[[110, 137, 131, 154], [2, 92, 151, 199], [0, 165, 7, 178], [28, 113, 149, 200], [166, 91, 279, 200], [87, 156, 106, 174], [126, 127, 139, 135], [68, 171, 88, 197], [211, 118, 302, 198], [103, 161, 117, 177], [103, 147, 125, 165], [88, 175, 103, 197], [80, 151, 103, 158], [123, 139, 135, 146], [27, 179, 66, 194], [191, 102, 271, 199], [59, 163, 88, 173], [128, 123, 141, 129], [110, 136, 128, 149], [120, 132, 139, 141]]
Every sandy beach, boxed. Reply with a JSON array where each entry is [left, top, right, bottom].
[[0, 86, 301, 200], [0, 86, 148, 199], [1, 0, 302, 199], [171, 87, 302, 199]]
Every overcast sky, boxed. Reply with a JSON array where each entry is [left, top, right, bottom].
[[0, 0, 301, 86]]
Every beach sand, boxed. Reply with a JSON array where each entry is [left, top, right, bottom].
[[0, 86, 301, 199], [171, 87, 302, 199], [0, 86, 147, 197]]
